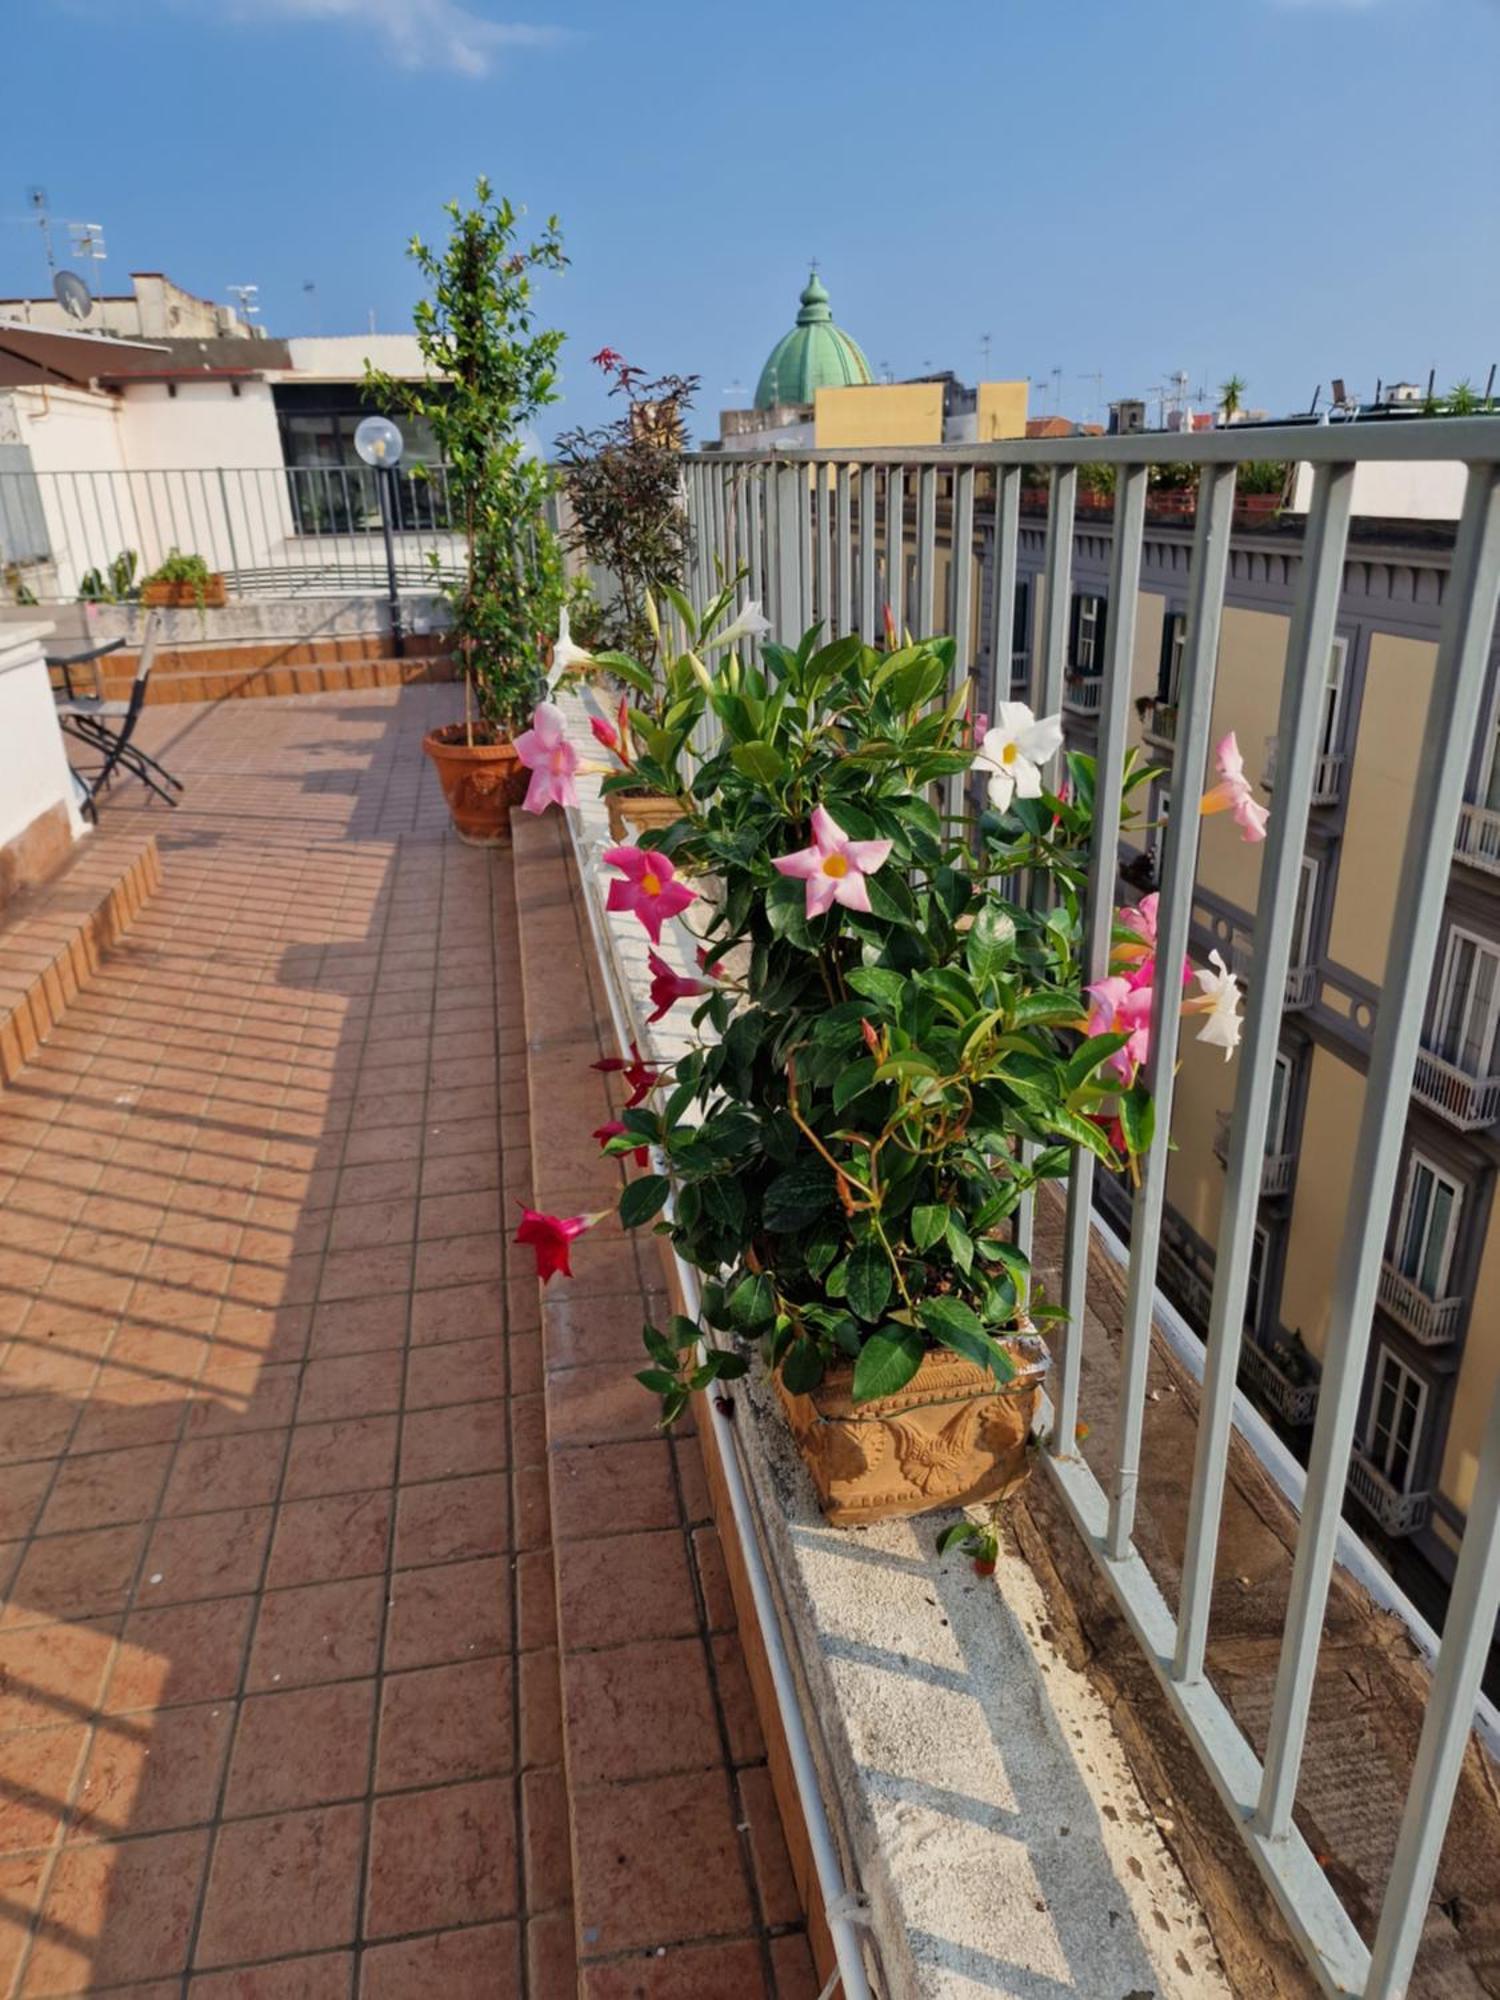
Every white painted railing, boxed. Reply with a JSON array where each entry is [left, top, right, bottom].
[[1140, 696, 1179, 748], [1264, 733, 1346, 806], [1213, 1110, 1294, 1196], [1063, 671, 1103, 714], [682, 424, 1500, 2000], [1411, 1046, 1500, 1130], [1377, 1261, 1464, 1346], [1455, 801, 1500, 875], [1348, 1453, 1432, 1536]]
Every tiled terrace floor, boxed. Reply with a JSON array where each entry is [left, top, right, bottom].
[[0, 689, 807, 1997]]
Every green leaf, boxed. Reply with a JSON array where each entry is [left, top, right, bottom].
[[911, 1204, 948, 1251], [727, 1273, 776, 1332], [946, 1212, 975, 1275], [845, 1245, 893, 1323], [833, 1058, 879, 1113], [851, 1324, 924, 1402], [936, 1521, 973, 1555], [1063, 1032, 1132, 1092], [635, 1368, 680, 1395], [845, 966, 908, 1011], [1012, 989, 1085, 1028], [1118, 1083, 1155, 1155], [762, 1162, 834, 1232], [1044, 1105, 1121, 1166], [804, 1219, 842, 1278], [780, 1342, 825, 1394], [730, 740, 789, 787], [916, 1297, 1017, 1382], [618, 1175, 669, 1227]]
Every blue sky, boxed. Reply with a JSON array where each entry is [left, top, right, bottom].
[[4, 0, 1497, 438]]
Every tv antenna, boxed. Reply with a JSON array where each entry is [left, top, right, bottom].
[[228, 284, 260, 321], [53, 270, 93, 322], [980, 332, 992, 376], [68, 222, 107, 273], [302, 280, 320, 335], [28, 187, 56, 274]]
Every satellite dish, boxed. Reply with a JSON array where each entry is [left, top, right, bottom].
[[53, 271, 93, 322]]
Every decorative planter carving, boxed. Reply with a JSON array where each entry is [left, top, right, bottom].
[[421, 724, 528, 845], [605, 790, 689, 844], [775, 1339, 1049, 1526]]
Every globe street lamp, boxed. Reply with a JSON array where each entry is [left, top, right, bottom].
[[354, 415, 406, 661]]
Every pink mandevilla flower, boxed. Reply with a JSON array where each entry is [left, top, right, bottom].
[[514, 1205, 600, 1284], [514, 702, 580, 815], [1114, 892, 1159, 962], [771, 805, 894, 920], [1200, 731, 1269, 843], [604, 845, 696, 944], [646, 949, 711, 1023]]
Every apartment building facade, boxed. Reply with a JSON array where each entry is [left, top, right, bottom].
[[993, 494, 1500, 1633]]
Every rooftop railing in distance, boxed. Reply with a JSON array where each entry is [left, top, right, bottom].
[[681, 421, 1500, 2000]]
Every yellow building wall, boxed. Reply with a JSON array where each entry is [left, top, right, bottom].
[[1328, 632, 1438, 986], [1126, 591, 1165, 764], [1279, 1046, 1366, 1361], [1194, 606, 1288, 917], [1439, 1220, 1500, 1516], [814, 382, 943, 449], [1165, 1031, 1238, 1248], [975, 381, 1029, 441]]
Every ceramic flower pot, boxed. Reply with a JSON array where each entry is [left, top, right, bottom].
[[774, 1335, 1050, 1526], [422, 724, 529, 846], [142, 575, 227, 608], [605, 790, 689, 844]]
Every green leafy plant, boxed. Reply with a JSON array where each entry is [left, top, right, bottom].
[[936, 1517, 1000, 1576], [1218, 374, 1246, 422], [1445, 379, 1487, 417], [79, 549, 140, 604], [1235, 460, 1292, 497], [600, 627, 1163, 1422], [1077, 462, 1117, 499], [368, 178, 569, 738]]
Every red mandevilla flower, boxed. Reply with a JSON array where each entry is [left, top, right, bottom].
[[590, 346, 626, 373], [590, 1041, 666, 1107], [514, 1206, 599, 1285], [646, 950, 711, 1024], [593, 1120, 649, 1169]]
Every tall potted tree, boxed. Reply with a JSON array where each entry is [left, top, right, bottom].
[[370, 179, 570, 845]]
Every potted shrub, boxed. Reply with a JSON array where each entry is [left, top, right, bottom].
[[1234, 460, 1292, 527], [141, 550, 226, 610], [369, 179, 570, 845], [1147, 461, 1198, 521], [1076, 462, 1116, 516], [518, 627, 1254, 1526]]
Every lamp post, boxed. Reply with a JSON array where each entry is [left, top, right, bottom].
[[354, 415, 406, 661]]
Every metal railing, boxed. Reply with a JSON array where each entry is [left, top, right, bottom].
[[0, 463, 469, 602], [1239, 1339, 1321, 1426], [1140, 695, 1179, 748], [1411, 1045, 1500, 1130], [1377, 1261, 1465, 1346], [1348, 1453, 1432, 1537], [1063, 671, 1103, 715], [1265, 733, 1346, 806], [1213, 1109, 1295, 1196], [1455, 801, 1500, 875], [1226, 931, 1319, 1013], [682, 422, 1500, 2000]]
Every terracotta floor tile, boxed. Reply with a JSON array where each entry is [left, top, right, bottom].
[[297, 1351, 403, 1425], [196, 1803, 365, 1966], [0, 1399, 80, 1466], [520, 1766, 571, 1914], [382, 1557, 510, 1673], [403, 1336, 503, 1410], [563, 1638, 720, 1788], [393, 1473, 508, 1568], [246, 1575, 385, 1693], [736, 1763, 801, 1927], [316, 1246, 413, 1306], [0, 1460, 62, 1542], [555, 1530, 699, 1653], [161, 1430, 286, 1516], [4, 1523, 147, 1628], [420, 1149, 499, 1198], [692, 1527, 737, 1634], [526, 1911, 577, 1997], [187, 1363, 300, 1439], [106, 1597, 254, 1714], [550, 1439, 680, 1541], [283, 1415, 398, 1501], [408, 1281, 501, 1348], [68, 1699, 234, 1841], [0, 1723, 90, 1853], [0, 1850, 48, 1994], [375, 1656, 511, 1792], [580, 1939, 767, 1999], [547, 1364, 661, 1449], [139, 1505, 273, 1607], [325, 1198, 417, 1255], [359, 1922, 521, 2000], [307, 1294, 409, 1358], [225, 1679, 376, 1816], [399, 1401, 507, 1483], [190, 1953, 355, 2000], [25, 1827, 210, 1992], [768, 1931, 821, 1998], [710, 1632, 765, 1767], [518, 1650, 563, 1770], [571, 1769, 752, 1954], [364, 1778, 516, 1938], [510, 1394, 548, 1474], [265, 1491, 392, 1590], [417, 1190, 501, 1242]]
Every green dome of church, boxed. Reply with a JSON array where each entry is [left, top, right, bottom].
[[753, 271, 872, 410]]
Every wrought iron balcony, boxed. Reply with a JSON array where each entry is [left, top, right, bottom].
[[1411, 1046, 1500, 1131], [1263, 734, 1346, 806], [1139, 697, 1178, 749], [1213, 1110, 1294, 1196], [1158, 1238, 1212, 1328], [1454, 802, 1500, 876], [1238, 1339, 1320, 1426], [1063, 672, 1103, 716], [1010, 649, 1032, 697], [1347, 1453, 1431, 1536], [1377, 1261, 1463, 1346], [1225, 934, 1318, 1013]]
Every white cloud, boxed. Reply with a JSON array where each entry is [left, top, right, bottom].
[[221, 0, 562, 76]]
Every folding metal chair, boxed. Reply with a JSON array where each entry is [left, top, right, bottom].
[[50, 616, 183, 819]]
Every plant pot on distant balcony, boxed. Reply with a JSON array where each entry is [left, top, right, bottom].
[[774, 1334, 1048, 1526], [142, 575, 227, 609], [421, 723, 529, 846], [1147, 489, 1197, 522], [1019, 488, 1050, 516], [1233, 495, 1282, 528]]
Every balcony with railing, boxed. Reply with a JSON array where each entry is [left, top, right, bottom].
[[1263, 732, 1347, 806], [1377, 1261, 1464, 1345], [1063, 671, 1103, 716], [1225, 932, 1318, 1013], [1139, 696, 1178, 750], [1348, 1453, 1432, 1536], [1239, 1338, 1321, 1426], [1411, 1044, 1500, 1130], [1213, 1109, 1295, 1196], [1455, 801, 1500, 876]]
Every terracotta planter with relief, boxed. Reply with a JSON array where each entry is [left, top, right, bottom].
[[605, 791, 689, 844], [774, 1337, 1048, 1526], [421, 724, 529, 846]]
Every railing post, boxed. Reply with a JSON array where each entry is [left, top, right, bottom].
[[1256, 463, 1500, 1840], [989, 466, 1021, 712], [217, 468, 242, 595]]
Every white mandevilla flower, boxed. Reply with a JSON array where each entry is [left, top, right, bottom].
[[548, 607, 596, 688], [1190, 949, 1243, 1058], [704, 600, 772, 653], [973, 701, 1065, 813]]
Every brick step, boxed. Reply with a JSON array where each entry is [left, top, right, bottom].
[[0, 827, 162, 1083], [100, 654, 457, 706]]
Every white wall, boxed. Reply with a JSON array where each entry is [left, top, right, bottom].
[[284, 335, 428, 380], [0, 622, 85, 849], [1288, 457, 1467, 521], [115, 379, 283, 470]]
